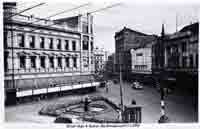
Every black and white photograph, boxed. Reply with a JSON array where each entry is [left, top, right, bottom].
[[2, 0, 199, 125]]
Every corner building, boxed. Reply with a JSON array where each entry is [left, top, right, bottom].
[[4, 3, 95, 92]]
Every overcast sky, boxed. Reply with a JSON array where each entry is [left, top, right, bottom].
[[16, 1, 199, 54]]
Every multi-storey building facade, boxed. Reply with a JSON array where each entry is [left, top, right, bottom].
[[4, 2, 95, 101], [115, 27, 157, 80], [93, 47, 108, 73], [105, 53, 115, 77], [152, 22, 198, 92], [130, 36, 157, 75]]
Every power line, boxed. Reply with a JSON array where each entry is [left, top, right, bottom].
[[5, 3, 91, 39], [46, 3, 90, 20], [5, 3, 121, 40], [5, 2, 45, 20], [87, 3, 122, 15]]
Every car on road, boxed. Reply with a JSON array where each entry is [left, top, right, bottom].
[[132, 81, 143, 90]]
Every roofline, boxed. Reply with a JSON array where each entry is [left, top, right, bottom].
[[115, 27, 148, 37], [5, 20, 80, 35]]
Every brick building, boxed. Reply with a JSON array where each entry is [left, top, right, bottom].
[[114, 27, 157, 80], [93, 47, 108, 74]]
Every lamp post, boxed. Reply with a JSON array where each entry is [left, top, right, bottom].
[[119, 52, 124, 111]]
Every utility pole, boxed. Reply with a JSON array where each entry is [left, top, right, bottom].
[[119, 52, 124, 110], [176, 13, 178, 32]]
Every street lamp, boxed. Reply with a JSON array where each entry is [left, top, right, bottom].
[[119, 52, 124, 111]]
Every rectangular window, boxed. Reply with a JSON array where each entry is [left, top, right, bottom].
[[17, 34, 25, 47], [189, 55, 193, 68], [29, 35, 35, 48], [58, 57, 62, 68], [65, 57, 69, 67], [72, 41, 76, 51], [4, 52, 9, 71], [182, 42, 187, 52], [90, 41, 93, 51], [49, 38, 53, 49], [40, 37, 45, 48], [136, 53, 143, 56], [182, 56, 187, 68], [40, 56, 45, 68], [82, 41, 89, 50], [4, 32, 8, 48], [49, 57, 54, 68], [65, 40, 69, 50], [30, 56, 36, 68], [90, 24, 93, 34], [20, 56, 26, 68], [73, 57, 77, 67], [196, 54, 198, 68], [57, 39, 61, 49], [82, 22, 89, 33]]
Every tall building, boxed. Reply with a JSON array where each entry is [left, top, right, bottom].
[[114, 27, 156, 80], [130, 35, 157, 75], [3, 2, 95, 102], [93, 47, 108, 74], [152, 22, 199, 92], [105, 53, 115, 77]]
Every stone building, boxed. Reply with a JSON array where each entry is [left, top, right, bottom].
[[93, 47, 108, 74], [152, 22, 199, 92], [4, 2, 95, 94], [130, 36, 157, 75], [114, 27, 157, 80], [104, 53, 115, 77]]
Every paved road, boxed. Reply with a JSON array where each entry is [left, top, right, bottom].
[[5, 82, 197, 123], [97, 82, 198, 123]]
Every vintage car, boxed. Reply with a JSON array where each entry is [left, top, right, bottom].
[[132, 81, 143, 90]]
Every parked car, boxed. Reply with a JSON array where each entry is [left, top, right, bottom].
[[132, 81, 143, 90], [113, 79, 119, 84]]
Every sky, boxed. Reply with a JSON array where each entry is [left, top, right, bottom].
[[14, 1, 199, 54]]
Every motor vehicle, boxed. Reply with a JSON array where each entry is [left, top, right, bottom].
[[132, 81, 143, 90]]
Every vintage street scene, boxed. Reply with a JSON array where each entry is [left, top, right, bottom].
[[3, 1, 199, 124]]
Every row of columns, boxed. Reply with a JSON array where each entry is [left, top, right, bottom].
[[164, 46, 198, 68], [6, 55, 80, 71], [7, 31, 80, 51]]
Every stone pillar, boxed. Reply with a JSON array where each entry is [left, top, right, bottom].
[[53, 38, 57, 50], [69, 40, 72, 51], [54, 56, 57, 69], [61, 39, 65, 50], [7, 57, 12, 70], [45, 56, 49, 69], [7, 31, 12, 47], [24, 33, 29, 48], [13, 32, 18, 47], [62, 57, 65, 69], [35, 34, 39, 49], [13, 56, 19, 70], [77, 57, 80, 68], [36, 56, 40, 70], [26, 56, 30, 69], [69, 57, 73, 68]]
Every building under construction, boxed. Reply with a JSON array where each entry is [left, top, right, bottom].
[[3, 2, 98, 105]]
